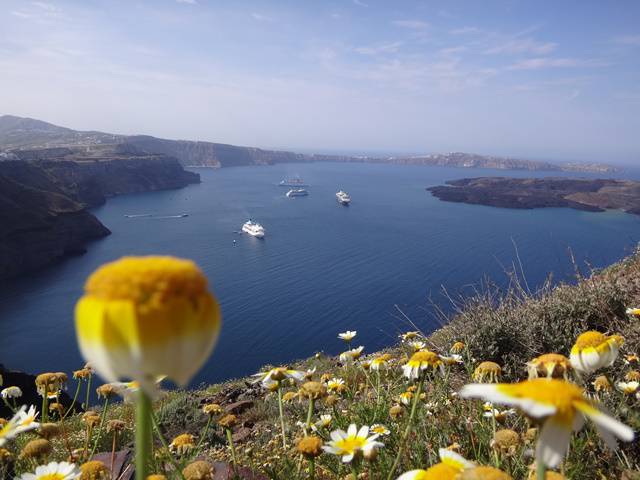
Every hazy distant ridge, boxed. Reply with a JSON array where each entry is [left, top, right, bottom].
[[0, 115, 618, 173]]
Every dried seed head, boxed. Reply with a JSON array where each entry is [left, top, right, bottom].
[[182, 460, 215, 480], [296, 436, 323, 458], [300, 381, 327, 400], [20, 438, 52, 459], [218, 414, 237, 429], [38, 423, 62, 440], [80, 460, 110, 480]]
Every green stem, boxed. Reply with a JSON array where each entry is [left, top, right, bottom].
[[89, 397, 110, 458], [41, 392, 49, 423], [193, 415, 213, 457], [309, 458, 315, 480], [62, 380, 82, 420], [135, 391, 152, 480], [85, 375, 92, 410], [385, 376, 424, 480], [536, 460, 546, 480], [150, 411, 186, 480], [226, 428, 238, 466], [2, 397, 16, 414], [277, 385, 287, 449], [306, 397, 315, 433]]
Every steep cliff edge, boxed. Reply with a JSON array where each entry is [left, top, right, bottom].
[[0, 165, 109, 280], [0, 148, 200, 280]]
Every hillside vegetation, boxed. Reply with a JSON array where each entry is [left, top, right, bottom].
[[2, 251, 640, 479]]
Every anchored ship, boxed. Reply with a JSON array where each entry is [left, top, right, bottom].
[[242, 220, 265, 238], [286, 189, 309, 197], [336, 190, 351, 205]]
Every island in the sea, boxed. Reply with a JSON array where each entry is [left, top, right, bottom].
[[427, 177, 640, 215]]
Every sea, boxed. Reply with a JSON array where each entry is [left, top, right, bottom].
[[1, 162, 639, 389]]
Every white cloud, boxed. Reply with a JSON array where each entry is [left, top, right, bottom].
[[353, 42, 403, 56], [32, 2, 58, 12], [353, 0, 369, 7], [392, 20, 429, 30], [176, 0, 197, 4], [613, 35, 640, 46], [251, 13, 272, 22], [508, 57, 607, 70], [484, 38, 557, 55], [450, 26, 482, 35]]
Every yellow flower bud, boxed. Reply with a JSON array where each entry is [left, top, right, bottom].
[[74, 256, 222, 394]]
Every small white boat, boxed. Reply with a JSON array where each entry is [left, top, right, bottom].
[[336, 190, 351, 205], [286, 189, 309, 197], [242, 220, 265, 238]]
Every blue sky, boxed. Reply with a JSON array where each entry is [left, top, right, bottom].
[[1, 1, 639, 163]]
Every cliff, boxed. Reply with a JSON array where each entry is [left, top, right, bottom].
[[0, 163, 110, 280], [427, 176, 640, 214], [0, 147, 200, 280], [0, 115, 619, 173]]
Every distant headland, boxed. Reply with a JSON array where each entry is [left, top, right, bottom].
[[428, 177, 640, 215], [0, 114, 618, 173]]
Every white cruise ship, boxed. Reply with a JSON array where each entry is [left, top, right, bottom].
[[336, 190, 351, 205], [286, 189, 309, 197], [242, 220, 265, 238]]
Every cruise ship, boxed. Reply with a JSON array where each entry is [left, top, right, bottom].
[[286, 188, 309, 197], [242, 220, 265, 238], [336, 190, 351, 205], [279, 177, 308, 187]]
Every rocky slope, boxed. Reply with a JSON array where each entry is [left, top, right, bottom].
[[428, 177, 640, 214], [0, 146, 200, 280], [0, 115, 619, 173]]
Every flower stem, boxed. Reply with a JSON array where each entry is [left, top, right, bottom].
[[305, 397, 315, 433], [309, 458, 315, 480], [135, 391, 152, 480], [536, 460, 546, 480], [62, 380, 82, 421], [41, 393, 49, 423], [89, 397, 110, 458], [226, 428, 238, 466], [193, 414, 213, 457], [277, 384, 287, 449], [385, 376, 424, 480], [85, 375, 92, 410]]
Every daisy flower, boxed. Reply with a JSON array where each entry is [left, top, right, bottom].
[[625, 307, 640, 317], [396, 448, 475, 479], [450, 341, 466, 354], [399, 391, 414, 405], [370, 354, 392, 371], [326, 377, 346, 393], [440, 354, 464, 366], [339, 346, 364, 364], [1, 386, 22, 399], [624, 354, 639, 365], [569, 331, 623, 374], [616, 381, 639, 395], [402, 350, 443, 380], [408, 341, 427, 352], [14, 461, 80, 480], [460, 378, 634, 468], [527, 353, 572, 380], [338, 331, 357, 342], [322, 424, 384, 463], [251, 367, 305, 388], [0, 405, 26, 446], [400, 331, 421, 342], [370, 424, 390, 436], [315, 414, 332, 429], [15, 405, 40, 434]]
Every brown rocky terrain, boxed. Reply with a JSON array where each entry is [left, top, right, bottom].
[[428, 177, 640, 214]]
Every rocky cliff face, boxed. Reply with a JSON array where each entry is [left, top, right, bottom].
[[0, 147, 200, 280], [0, 163, 110, 280]]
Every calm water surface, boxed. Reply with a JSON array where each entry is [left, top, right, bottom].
[[1, 163, 639, 387]]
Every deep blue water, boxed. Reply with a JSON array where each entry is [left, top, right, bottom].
[[1, 162, 640, 388]]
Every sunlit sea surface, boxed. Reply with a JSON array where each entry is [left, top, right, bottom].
[[2, 162, 639, 388]]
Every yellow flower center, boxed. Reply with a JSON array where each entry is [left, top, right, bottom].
[[410, 350, 441, 366], [496, 379, 584, 421], [422, 463, 460, 479], [573, 331, 607, 350], [37, 474, 66, 480], [84, 256, 208, 309], [335, 435, 367, 454]]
